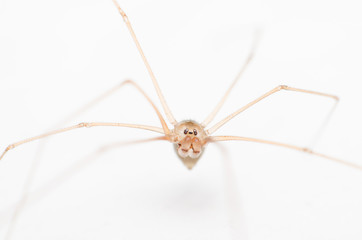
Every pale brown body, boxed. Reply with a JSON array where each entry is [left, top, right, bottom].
[[172, 120, 208, 169]]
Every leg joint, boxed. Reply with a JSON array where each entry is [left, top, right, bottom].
[[120, 79, 134, 86], [6, 144, 14, 151], [119, 9, 129, 22], [278, 85, 289, 90], [302, 147, 313, 154], [112, 0, 129, 22], [78, 122, 92, 128]]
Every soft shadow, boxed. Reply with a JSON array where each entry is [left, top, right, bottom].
[[307, 100, 339, 149], [213, 142, 248, 240], [1, 137, 165, 239], [2, 81, 161, 239]]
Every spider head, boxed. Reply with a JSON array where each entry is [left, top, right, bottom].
[[173, 120, 208, 170]]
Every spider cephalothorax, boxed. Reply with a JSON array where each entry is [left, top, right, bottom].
[[173, 120, 208, 169]]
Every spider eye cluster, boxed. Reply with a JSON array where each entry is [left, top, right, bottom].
[[183, 128, 198, 135]]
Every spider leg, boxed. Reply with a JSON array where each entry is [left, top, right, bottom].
[[0, 122, 165, 161], [112, 0, 177, 125], [208, 135, 362, 171], [61, 80, 171, 135], [207, 85, 339, 135], [202, 29, 261, 127], [121, 80, 171, 135], [1, 78, 175, 161]]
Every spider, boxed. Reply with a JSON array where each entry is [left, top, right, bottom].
[[0, 0, 360, 172]]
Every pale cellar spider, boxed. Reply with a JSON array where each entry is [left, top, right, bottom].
[[1, 0, 361, 173]]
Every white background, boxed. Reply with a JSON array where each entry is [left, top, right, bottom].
[[1, 0, 362, 239]]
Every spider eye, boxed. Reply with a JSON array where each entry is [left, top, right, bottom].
[[193, 129, 198, 136], [184, 128, 189, 134]]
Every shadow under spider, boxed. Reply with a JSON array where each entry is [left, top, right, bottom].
[[1, 136, 164, 239]]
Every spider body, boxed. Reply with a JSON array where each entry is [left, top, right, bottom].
[[172, 120, 208, 169]]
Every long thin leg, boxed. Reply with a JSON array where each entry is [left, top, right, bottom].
[[0, 122, 164, 161], [307, 100, 338, 149], [207, 85, 339, 135], [202, 30, 261, 127], [123, 80, 171, 135], [60, 80, 170, 135], [0, 79, 171, 162], [208, 136, 362, 171], [112, 0, 177, 125]]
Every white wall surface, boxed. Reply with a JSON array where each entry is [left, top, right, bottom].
[[0, 0, 362, 239]]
